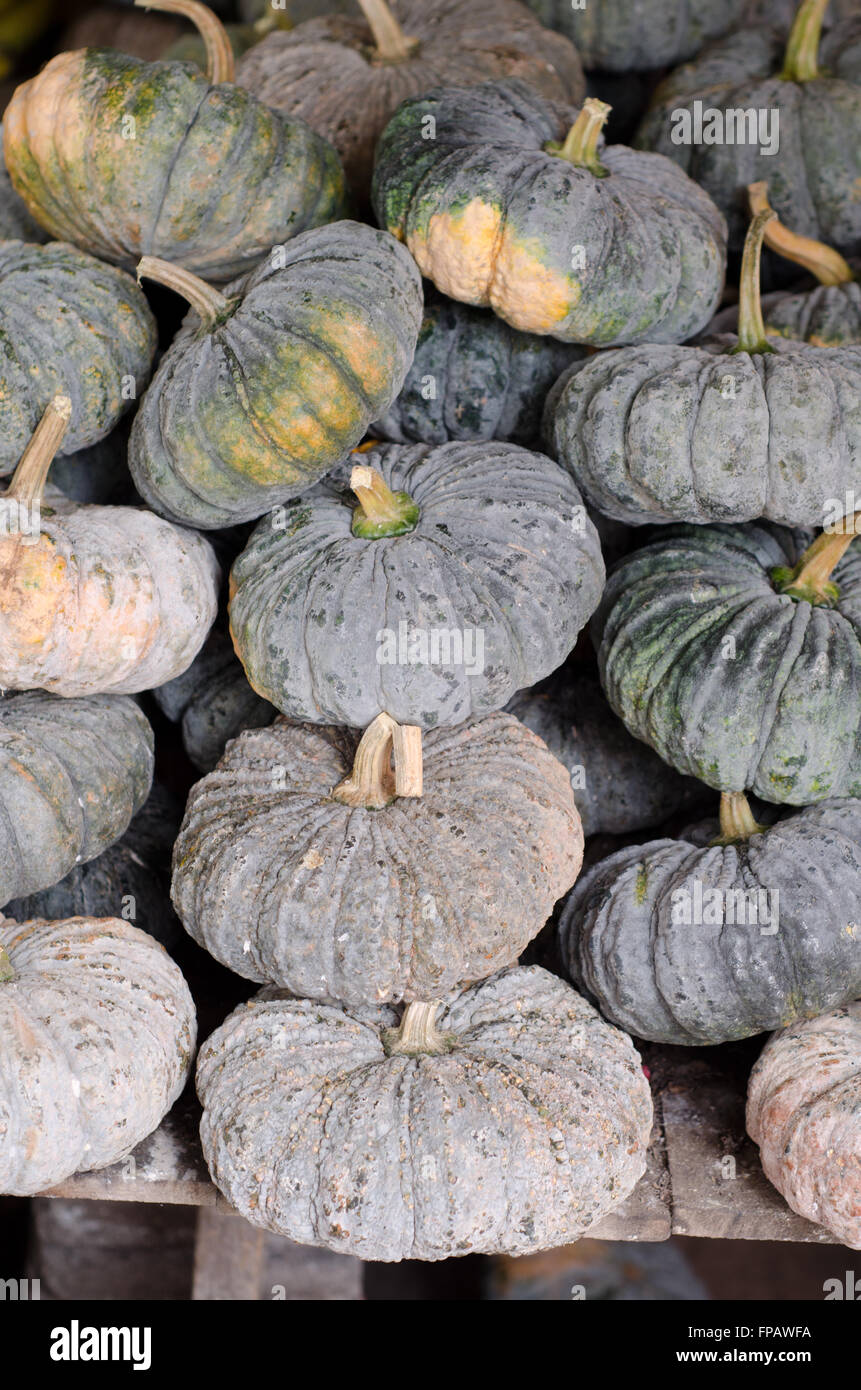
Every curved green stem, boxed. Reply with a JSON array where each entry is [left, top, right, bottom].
[[549, 98, 611, 176], [6, 395, 71, 506], [732, 209, 777, 356], [748, 182, 852, 285], [780, 0, 829, 83], [134, 0, 235, 82], [716, 791, 768, 844], [351, 464, 419, 539], [137, 256, 233, 328], [772, 510, 861, 606]]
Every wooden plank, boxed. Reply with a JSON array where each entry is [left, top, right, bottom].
[[192, 1208, 266, 1300], [590, 1103, 671, 1242]]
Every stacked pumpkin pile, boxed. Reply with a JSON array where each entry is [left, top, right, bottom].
[[0, 0, 859, 1262]]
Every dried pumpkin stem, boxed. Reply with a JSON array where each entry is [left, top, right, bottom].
[[552, 99, 611, 176], [137, 256, 232, 327], [732, 209, 777, 356], [748, 182, 852, 286], [780, 0, 829, 83], [357, 0, 418, 62], [6, 395, 71, 506], [133, 0, 235, 82], [773, 509, 861, 605], [350, 464, 419, 538], [331, 712, 423, 808], [0, 946, 14, 983], [384, 1001, 454, 1056], [717, 792, 768, 843]]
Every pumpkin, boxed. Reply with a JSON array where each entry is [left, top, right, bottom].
[[560, 791, 861, 1045], [373, 295, 585, 447], [0, 241, 155, 477], [746, 1002, 861, 1249], [3, 0, 347, 282], [0, 690, 153, 908], [372, 82, 727, 347], [153, 629, 275, 773], [128, 222, 423, 528], [0, 914, 195, 1195], [525, 0, 747, 73], [0, 397, 220, 696], [196, 964, 653, 1260], [595, 516, 861, 805], [172, 710, 582, 1003], [0, 125, 45, 241], [236, 0, 585, 202], [635, 0, 861, 257], [229, 440, 605, 730], [508, 674, 704, 838], [545, 209, 861, 527]]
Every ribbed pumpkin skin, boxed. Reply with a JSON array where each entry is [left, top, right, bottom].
[[526, 0, 746, 72], [707, 278, 861, 348], [747, 1004, 861, 1249], [0, 242, 155, 476], [372, 79, 727, 347], [172, 713, 582, 1003], [236, 0, 585, 200], [2, 48, 347, 281], [508, 676, 703, 837], [373, 297, 584, 447], [561, 799, 861, 1046], [0, 916, 195, 1196], [595, 525, 861, 805], [229, 440, 605, 729], [153, 630, 275, 774], [0, 692, 153, 908], [545, 336, 861, 526], [0, 499, 219, 696], [197, 965, 653, 1260], [128, 223, 423, 529]]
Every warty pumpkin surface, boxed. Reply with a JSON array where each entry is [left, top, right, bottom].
[[746, 1002, 861, 1249], [372, 81, 727, 347], [561, 793, 861, 1045], [525, 0, 747, 73], [153, 629, 275, 773], [0, 914, 195, 1196], [0, 691, 153, 908], [128, 222, 423, 528], [229, 440, 605, 730], [172, 711, 582, 1003], [196, 964, 653, 1260]]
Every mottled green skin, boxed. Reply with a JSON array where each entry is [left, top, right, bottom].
[[560, 798, 861, 1045], [372, 79, 727, 347], [129, 222, 423, 528], [374, 296, 585, 447], [0, 124, 46, 243], [526, 0, 746, 72], [0, 241, 155, 476], [635, 26, 861, 255], [706, 273, 861, 347], [595, 524, 861, 804], [153, 629, 275, 773]]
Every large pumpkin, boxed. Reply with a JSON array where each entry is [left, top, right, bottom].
[[545, 209, 861, 526], [2, 0, 347, 282], [747, 1002, 861, 1249], [197, 965, 653, 1260], [236, 0, 585, 202], [153, 629, 275, 773], [0, 397, 219, 696], [595, 517, 861, 804], [560, 792, 861, 1045], [229, 440, 605, 729], [525, 0, 747, 73], [372, 81, 727, 347], [0, 125, 45, 241], [128, 222, 423, 528], [172, 711, 582, 1003], [0, 914, 195, 1195]]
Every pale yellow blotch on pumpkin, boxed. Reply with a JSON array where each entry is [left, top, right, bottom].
[[491, 228, 577, 334], [407, 200, 501, 305]]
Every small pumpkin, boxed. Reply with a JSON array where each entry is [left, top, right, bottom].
[[3, 0, 347, 282], [153, 629, 275, 773], [373, 294, 585, 447], [172, 710, 582, 1003], [561, 791, 861, 1045], [525, 0, 747, 73], [595, 516, 861, 804], [546, 209, 861, 527], [236, 0, 585, 202], [0, 690, 153, 908], [128, 222, 423, 528], [229, 440, 605, 729], [747, 1002, 861, 1249], [197, 964, 653, 1260], [0, 914, 195, 1195]]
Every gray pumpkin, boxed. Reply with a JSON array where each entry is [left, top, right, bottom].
[[0, 692, 153, 908], [525, 0, 747, 72], [229, 439, 605, 730], [197, 964, 653, 1260], [172, 711, 583, 1004], [561, 794, 861, 1046], [153, 629, 275, 774], [0, 915, 195, 1196], [373, 296, 585, 447], [0, 124, 47, 243], [595, 521, 861, 805], [508, 675, 705, 838], [372, 80, 727, 347]]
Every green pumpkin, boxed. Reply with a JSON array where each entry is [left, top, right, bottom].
[[128, 222, 423, 528], [560, 791, 861, 1045], [595, 519, 861, 805], [372, 81, 727, 347], [546, 210, 861, 527], [153, 629, 275, 773], [525, 0, 746, 72]]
